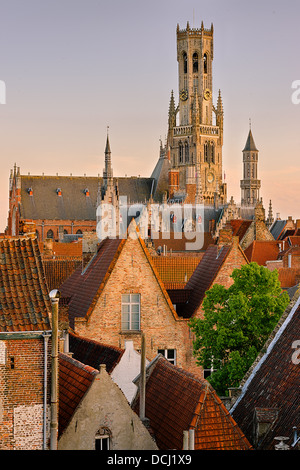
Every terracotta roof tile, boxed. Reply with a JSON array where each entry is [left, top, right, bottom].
[[69, 332, 124, 373], [244, 240, 281, 266], [0, 237, 51, 332], [132, 356, 252, 450], [151, 256, 201, 287], [58, 352, 98, 436], [230, 219, 252, 240]]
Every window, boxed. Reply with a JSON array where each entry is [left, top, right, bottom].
[[121, 294, 140, 331], [203, 53, 208, 74], [185, 141, 189, 163], [47, 229, 54, 239], [158, 349, 176, 365], [183, 52, 187, 74], [193, 52, 198, 73], [95, 428, 111, 450], [179, 141, 183, 163]]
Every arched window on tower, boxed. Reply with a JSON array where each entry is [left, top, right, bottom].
[[193, 52, 198, 73], [211, 143, 215, 164], [183, 52, 187, 74], [204, 142, 208, 162], [185, 141, 189, 163], [95, 427, 111, 451], [203, 53, 208, 74], [179, 141, 184, 163]]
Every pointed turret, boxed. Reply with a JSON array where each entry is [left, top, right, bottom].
[[243, 129, 258, 152], [168, 90, 176, 130]]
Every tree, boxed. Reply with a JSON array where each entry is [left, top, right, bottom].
[[189, 262, 290, 396]]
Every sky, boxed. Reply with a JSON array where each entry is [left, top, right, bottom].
[[0, 0, 299, 232]]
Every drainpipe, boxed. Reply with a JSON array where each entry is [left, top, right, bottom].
[[140, 333, 146, 421], [42, 332, 51, 450], [49, 289, 60, 450]]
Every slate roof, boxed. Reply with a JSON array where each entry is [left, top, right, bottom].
[[58, 352, 98, 436], [69, 331, 124, 374], [270, 220, 288, 240], [132, 355, 252, 450], [59, 237, 124, 329], [0, 236, 51, 332], [243, 129, 258, 152], [231, 289, 300, 449], [20, 175, 154, 221]]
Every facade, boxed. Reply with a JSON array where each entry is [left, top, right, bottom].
[[59, 222, 199, 376], [58, 353, 157, 450]]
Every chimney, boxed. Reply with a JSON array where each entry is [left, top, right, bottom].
[[218, 225, 233, 246]]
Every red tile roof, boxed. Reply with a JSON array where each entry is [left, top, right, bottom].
[[0, 237, 51, 332], [132, 356, 252, 450], [230, 219, 252, 240], [58, 352, 98, 436], [231, 290, 300, 449], [244, 240, 281, 266], [69, 332, 124, 374], [151, 256, 201, 289]]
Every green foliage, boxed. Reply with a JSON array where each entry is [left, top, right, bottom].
[[189, 262, 290, 396]]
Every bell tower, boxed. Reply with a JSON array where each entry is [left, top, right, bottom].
[[240, 127, 261, 206], [167, 21, 226, 205]]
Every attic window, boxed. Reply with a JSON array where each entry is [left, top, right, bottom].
[[56, 188, 62, 196], [27, 188, 33, 196], [95, 427, 111, 450]]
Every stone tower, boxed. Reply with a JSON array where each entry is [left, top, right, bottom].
[[240, 128, 261, 206], [167, 21, 227, 205]]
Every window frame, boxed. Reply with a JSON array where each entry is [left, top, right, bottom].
[[121, 293, 141, 331], [158, 348, 176, 365]]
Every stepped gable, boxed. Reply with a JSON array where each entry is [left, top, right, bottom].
[[132, 355, 252, 450], [0, 236, 51, 332]]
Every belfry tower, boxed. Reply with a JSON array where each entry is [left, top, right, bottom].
[[167, 21, 227, 205]]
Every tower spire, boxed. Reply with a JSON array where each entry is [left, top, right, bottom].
[[103, 126, 113, 182]]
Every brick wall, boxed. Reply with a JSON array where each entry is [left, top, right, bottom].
[[0, 338, 51, 450]]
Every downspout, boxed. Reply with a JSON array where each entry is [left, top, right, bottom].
[[42, 332, 51, 450], [139, 333, 146, 421], [49, 289, 60, 450]]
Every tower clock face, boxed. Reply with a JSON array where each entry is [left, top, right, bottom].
[[204, 88, 211, 101], [180, 89, 188, 101]]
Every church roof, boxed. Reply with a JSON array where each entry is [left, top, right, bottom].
[[19, 174, 154, 221], [243, 129, 258, 152]]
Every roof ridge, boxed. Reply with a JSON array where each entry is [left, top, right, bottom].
[[59, 351, 99, 376]]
